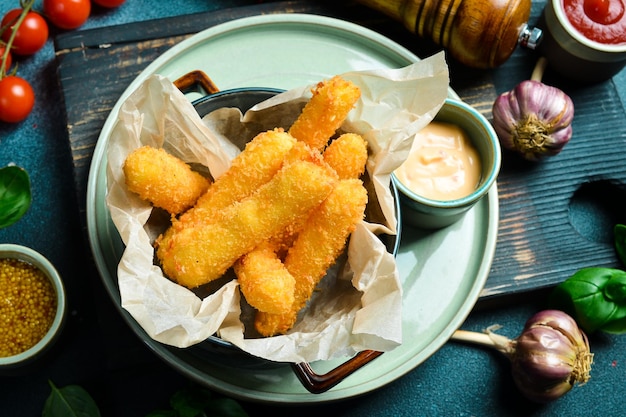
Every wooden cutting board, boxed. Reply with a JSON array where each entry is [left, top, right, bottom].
[[55, 0, 626, 300]]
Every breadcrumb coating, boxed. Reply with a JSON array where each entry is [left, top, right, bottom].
[[288, 76, 361, 151], [177, 128, 297, 228], [255, 178, 368, 336], [234, 242, 295, 314], [156, 160, 337, 288], [323, 133, 368, 179], [123, 146, 211, 215]]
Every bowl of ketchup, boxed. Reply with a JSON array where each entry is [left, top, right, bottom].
[[539, 0, 626, 82]]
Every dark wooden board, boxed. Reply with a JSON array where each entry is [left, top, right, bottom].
[[54, 0, 626, 300]]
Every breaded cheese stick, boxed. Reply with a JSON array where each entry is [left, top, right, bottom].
[[177, 128, 297, 227], [288, 76, 361, 152], [255, 178, 368, 336], [234, 242, 295, 314], [123, 146, 211, 215], [156, 160, 338, 288], [322, 133, 368, 180]]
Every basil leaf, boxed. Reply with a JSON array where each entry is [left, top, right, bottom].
[[550, 267, 626, 334], [599, 275, 626, 334], [615, 224, 626, 266], [169, 387, 213, 417], [0, 165, 31, 228], [204, 398, 249, 417], [147, 387, 249, 417], [600, 316, 626, 334], [42, 381, 100, 417]]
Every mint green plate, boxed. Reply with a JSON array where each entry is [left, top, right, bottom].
[[86, 14, 498, 404]]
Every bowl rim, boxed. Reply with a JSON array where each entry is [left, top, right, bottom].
[[391, 98, 501, 209], [0, 244, 66, 366]]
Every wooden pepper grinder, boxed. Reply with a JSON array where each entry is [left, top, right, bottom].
[[356, 0, 542, 68]]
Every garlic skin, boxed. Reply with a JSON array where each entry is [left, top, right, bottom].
[[509, 310, 593, 403], [492, 80, 574, 161]]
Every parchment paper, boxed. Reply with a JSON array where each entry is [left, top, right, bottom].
[[106, 52, 449, 363]]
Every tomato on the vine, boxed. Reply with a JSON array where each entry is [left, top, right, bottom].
[[43, 0, 91, 30], [1, 9, 48, 55], [92, 0, 126, 7], [0, 75, 35, 123], [0, 45, 12, 72]]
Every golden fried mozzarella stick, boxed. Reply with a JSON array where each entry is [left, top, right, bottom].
[[255, 178, 368, 336], [322, 133, 368, 180], [123, 146, 211, 215], [288, 76, 361, 152], [156, 160, 338, 288], [177, 128, 297, 227], [282, 140, 321, 166], [234, 242, 295, 314], [254, 310, 294, 337]]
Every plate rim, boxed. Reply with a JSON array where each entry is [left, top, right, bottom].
[[86, 13, 497, 404]]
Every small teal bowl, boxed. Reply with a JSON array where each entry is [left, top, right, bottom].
[[0, 244, 66, 372], [392, 98, 501, 229]]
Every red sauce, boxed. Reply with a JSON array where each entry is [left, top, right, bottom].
[[562, 0, 626, 44]]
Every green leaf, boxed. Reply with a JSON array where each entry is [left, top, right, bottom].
[[600, 316, 626, 334], [169, 387, 213, 417], [0, 165, 31, 228], [146, 386, 249, 417], [549, 267, 626, 334], [604, 278, 626, 303], [42, 381, 101, 417], [204, 398, 249, 417], [615, 224, 626, 266]]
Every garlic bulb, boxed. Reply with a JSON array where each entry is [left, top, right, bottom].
[[452, 309, 593, 403], [509, 310, 593, 403], [491, 58, 575, 161]]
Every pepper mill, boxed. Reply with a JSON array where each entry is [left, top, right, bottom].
[[356, 0, 542, 68]]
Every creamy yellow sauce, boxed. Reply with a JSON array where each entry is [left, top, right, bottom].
[[395, 121, 481, 201]]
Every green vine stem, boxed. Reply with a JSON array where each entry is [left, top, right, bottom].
[[0, 0, 36, 77]]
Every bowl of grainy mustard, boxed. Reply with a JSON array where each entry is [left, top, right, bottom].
[[0, 244, 66, 370]]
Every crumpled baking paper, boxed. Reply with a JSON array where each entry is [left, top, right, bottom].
[[105, 51, 449, 363]]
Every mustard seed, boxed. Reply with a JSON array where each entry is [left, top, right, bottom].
[[0, 258, 57, 357]]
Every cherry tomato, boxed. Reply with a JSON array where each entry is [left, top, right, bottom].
[[0, 45, 12, 72], [44, 0, 91, 30], [0, 76, 35, 123], [92, 0, 126, 7], [1, 9, 49, 56]]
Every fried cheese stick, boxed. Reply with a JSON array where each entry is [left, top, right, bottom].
[[176, 128, 297, 228], [242, 135, 368, 318], [255, 178, 368, 336], [156, 160, 338, 288], [123, 146, 211, 215], [232, 141, 325, 315], [288, 76, 361, 152], [234, 242, 295, 314], [322, 133, 368, 180]]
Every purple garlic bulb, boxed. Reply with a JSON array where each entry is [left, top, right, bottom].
[[492, 80, 574, 161], [509, 310, 593, 403]]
